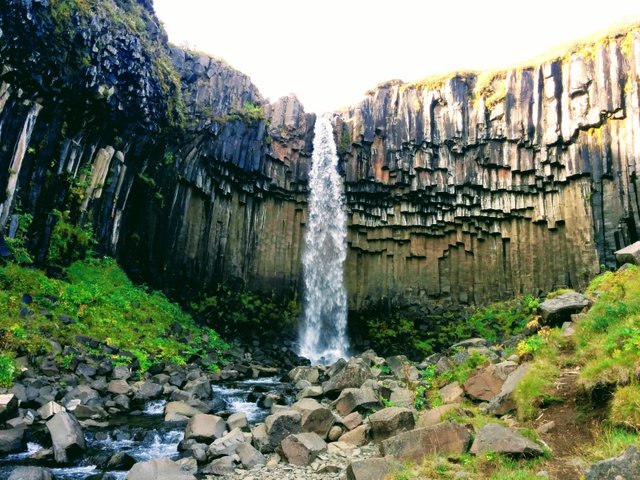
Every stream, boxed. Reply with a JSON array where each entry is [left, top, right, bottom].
[[0, 376, 291, 479]]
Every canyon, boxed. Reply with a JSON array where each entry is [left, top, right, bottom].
[[1, 1, 639, 311]]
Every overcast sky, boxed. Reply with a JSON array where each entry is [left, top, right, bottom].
[[153, 0, 640, 114]]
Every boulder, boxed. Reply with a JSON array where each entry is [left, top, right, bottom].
[[105, 452, 137, 471], [339, 424, 369, 446], [281, 432, 327, 466], [463, 367, 504, 401], [8, 467, 54, 480], [37, 401, 65, 420], [236, 442, 266, 469], [183, 378, 211, 399], [0, 393, 18, 422], [0, 427, 25, 453], [346, 457, 401, 480], [341, 411, 363, 430], [227, 412, 248, 431], [538, 292, 590, 325], [201, 455, 238, 476], [184, 414, 226, 443], [614, 241, 640, 265], [323, 358, 372, 396], [585, 446, 640, 480], [164, 401, 200, 422], [46, 412, 86, 463], [470, 424, 544, 456], [439, 382, 464, 404], [112, 365, 131, 380], [207, 427, 245, 458], [296, 386, 323, 399], [292, 398, 334, 437], [251, 423, 271, 453], [368, 406, 415, 442], [485, 364, 532, 416], [125, 457, 196, 480], [389, 388, 415, 408], [107, 379, 131, 395], [289, 366, 320, 384], [335, 386, 381, 416], [328, 425, 343, 441], [133, 381, 163, 401], [264, 409, 302, 448], [381, 421, 470, 461]]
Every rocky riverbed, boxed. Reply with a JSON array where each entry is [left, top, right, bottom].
[[1, 291, 637, 480]]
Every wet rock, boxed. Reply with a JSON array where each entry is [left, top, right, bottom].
[[125, 457, 197, 480], [184, 413, 227, 443], [0, 427, 25, 453], [585, 445, 640, 480], [105, 452, 137, 471], [381, 421, 471, 461], [470, 424, 544, 457], [8, 466, 54, 480], [183, 378, 212, 400], [164, 401, 200, 422], [281, 432, 327, 466], [538, 292, 590, 326], [46, 411, 86, 463], [368, 406, 416, 442], [0, 393, 19, 422]]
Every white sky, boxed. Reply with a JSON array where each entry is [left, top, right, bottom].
[[154, 0, 640, 114]]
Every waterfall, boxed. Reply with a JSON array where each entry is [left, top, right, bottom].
[[298, 117, 349, 364]]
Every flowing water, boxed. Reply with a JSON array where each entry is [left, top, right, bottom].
[[0, 377, 290, 479], [298, 117, 349, 364]]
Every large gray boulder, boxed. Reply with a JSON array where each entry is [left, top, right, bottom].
[[335, 386, 381, 416], [585, 446, 640, 480], [184, 414, 226, 443], [463, 367, 504, 402], [207, 427, 245, 458], [236, 442, 266, 469], [323, 359, 372, 396], [381, 421, 470, 461], [8, 466, 54, 480], [291, 398, 334, 437], [485, 363, 532, 416], [201, 456, 238, 476], [288, 366, 320, 384], [264, 409, 302, 449], [46, 412, 86, 463], [368, 406, 415, 442], [538, 292, 590, 325], [125, 457, 196, 480], [0, 427, 26, 454], [386, 355, 420, 381], [470, 424, 544, 457], [281, 432, 327, 466]]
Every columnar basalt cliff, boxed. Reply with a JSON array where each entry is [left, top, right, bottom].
[[0, 1, 639, 311]]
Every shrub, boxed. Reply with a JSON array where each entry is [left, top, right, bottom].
[[0, 354, 16, 388], [47, 209, 94, 265]]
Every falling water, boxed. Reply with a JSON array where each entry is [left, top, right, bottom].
[[298, 117, 349, 364]]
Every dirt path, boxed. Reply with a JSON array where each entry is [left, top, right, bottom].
[[531, 367, 600, 479]]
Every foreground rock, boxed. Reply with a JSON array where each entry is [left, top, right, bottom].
[[368, 407, 415, 442], [346, 457, 401, 480], [614, 241, 640, 265], [126, 457, 197, 480], [0, 427, 25, 454], [585, 446, 640, 480], [470, 424, 544, 457], [46, 411, 86, 463], [281, 432, 328, 466], [380, 421, 471, 461], [184, 413, 226, 443]]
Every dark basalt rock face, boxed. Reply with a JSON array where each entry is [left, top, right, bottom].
[[0, 1, 639, 310]]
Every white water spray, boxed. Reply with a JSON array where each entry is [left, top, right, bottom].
[[298, 117, 349, 364]]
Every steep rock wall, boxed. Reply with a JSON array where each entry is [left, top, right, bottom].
[[336, 29, 640, 306]]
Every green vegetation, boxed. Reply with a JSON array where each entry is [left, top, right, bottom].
[[0, 258, 229, 381], [191, 285, 299, 337], [0, 353, 16, 389], [4, 212, 34, 265], [48, 209, 95, 266]]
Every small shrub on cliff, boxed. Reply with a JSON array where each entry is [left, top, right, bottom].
[[47, 209, 95, 266]]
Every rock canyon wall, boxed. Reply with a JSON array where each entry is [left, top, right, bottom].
[[1, 1, 639, 308]]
